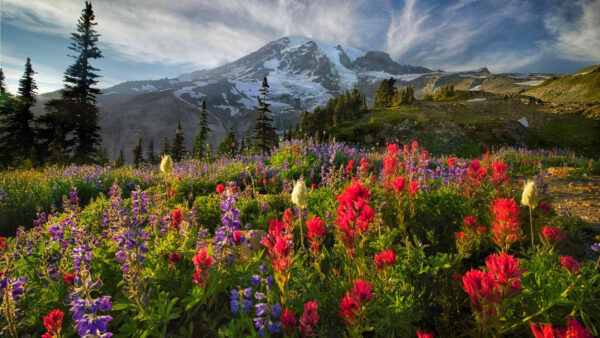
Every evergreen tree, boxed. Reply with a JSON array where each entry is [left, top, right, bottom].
[[193, 100, 211, 160], [396, 84, 414, 105], [0, 68, 6, 94], [116, 148, 125, 167], [252, 75, 279, 153], [171, 120, 186, 162], [373, 77, 396, 109], [40, 1, 103, 165], [0, 58, 37, 166], [97, 147, 109, 165], [161, 136, 170, 156], [217, 124, 238, 157], [146, 139, 157, 165], [133, 138, 144, 168]]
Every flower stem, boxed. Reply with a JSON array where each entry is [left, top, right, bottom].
[[529, 206, 534, 248]]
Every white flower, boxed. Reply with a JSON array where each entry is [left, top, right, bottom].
[[521, 180, 539, 208], [160, 155, 173, 175], [291, 178, 308, 209]]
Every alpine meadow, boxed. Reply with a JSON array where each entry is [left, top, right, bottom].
[[1, 1, 600, 337]]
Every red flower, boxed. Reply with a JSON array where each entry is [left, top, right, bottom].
[[335, 182, 374, 252], [461, 269, 499, 312], [387, 143, 399, 159], [530, 317, 593, 338], [282, 308, 298, 335], [447, 157, 456, 166], [383, 157, 398, 177], [454, 231, 467, 242], [539, 201, 552, 213], [417, 329, 435, 338], [168, 186, 175, 198], [339, 292, 360, 322], [283, 209, 294, 232], [353, 279, 374, 303], [299, 301, 319, 337], [233, 230, 245, 245], [261, 218, 294, 274], [374, 249, 396, 271], [467, 160, 487, 183], [0, 237, 5, 250], [192, 249, 214, 286], [167, 252, 182, 265], [43, 309, 64, 333], [63, 273, 75, 286], [359, 157, 370, 169], [311, 183, 317, 189], [541, 226, 566, 245], [485, 253, 525, 296], [490, 198, 521, 249], [408, 181, 419, 195], [215, 184, 226, 194], [171, 209, 182, 230], [464, 216, 477, 229], [346, 160, 355, 176], [306, 215, 325, 254], [477, 226, 487, 232], [42, 333, 52, 338], [560, 256, 582, 275], [530, 322, 556, 338], [491, 162, 508, 185], [392, 177, 406, 194]]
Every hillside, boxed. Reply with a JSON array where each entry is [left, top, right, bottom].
[[332, 92, 600, 157], [524, 64, 600, 102]]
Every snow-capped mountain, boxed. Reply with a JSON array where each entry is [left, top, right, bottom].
[[36, 36, 434, 160]]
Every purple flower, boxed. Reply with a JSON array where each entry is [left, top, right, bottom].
[[592, 243, 600, 252], [250, 275, 261, 285]]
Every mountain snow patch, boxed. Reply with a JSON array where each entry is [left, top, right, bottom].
[[467, 98, 486, 102], [518, 117, 528, 127]]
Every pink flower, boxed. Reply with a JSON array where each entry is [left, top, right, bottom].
[[233, 230, 245, 245], [166, 252, 182, 265], [417, 329, 435, 338], [539, 201, 552, 213], [541, 226, 566, 245], [491, 162, 508, 185], [461, 269, 499, 312], [530, 322, 555, 338], [530, 316, 593, 338], [560, 256, 583, 275], [353, 279, 374, 303], [387, 143, 399, 159], [306, 215, 325, 254], [464, 216, 477, 229], [299, 301, 319, 337], [335, 182, 374, 252]]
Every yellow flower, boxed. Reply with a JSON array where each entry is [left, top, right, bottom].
[[291, 178, 308, 209], [521, 180, 539, 209], [160, 155, 173, 175]]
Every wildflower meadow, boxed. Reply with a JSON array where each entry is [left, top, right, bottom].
[[1, 139, 599, 337]]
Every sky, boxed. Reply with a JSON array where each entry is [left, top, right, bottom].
[[1, 0, 599, 94]]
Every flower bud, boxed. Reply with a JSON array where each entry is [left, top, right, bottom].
[[160, 155, 173, 175], [521, 180, 539, 208], [291, 179, 308, 209]]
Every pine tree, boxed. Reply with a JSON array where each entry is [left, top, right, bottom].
[[146, 139, 157, 165], [161, 136, 170, 156], [252, 75, 279, 154], [373, 77, 396, 109], [41, 1, 103, 165], [171, 120, 186, 162], [193, 100, 211, 160], [0, 68, 6, 94], [133, 138, 144, 168], [116, 148, 125, 167], [217, 124, 237, 157], [97, 147, 109, 165], [0, 58, 37, 166]]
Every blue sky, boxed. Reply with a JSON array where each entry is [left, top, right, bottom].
[[1, 0, 599, 94]]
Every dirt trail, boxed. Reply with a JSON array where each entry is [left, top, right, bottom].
[[544, 175, 600, 225]]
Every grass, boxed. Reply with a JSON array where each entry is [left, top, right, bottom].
[[525, 64, 600, 102]]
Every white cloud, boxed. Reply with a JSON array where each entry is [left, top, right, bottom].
[[544, 0, 600, 62], [2, 0, 371, 70]]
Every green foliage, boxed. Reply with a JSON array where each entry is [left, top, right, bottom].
[[252, 75, 279, 154], [171, 120, 186, 162], [374, 77, 396, 109]]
